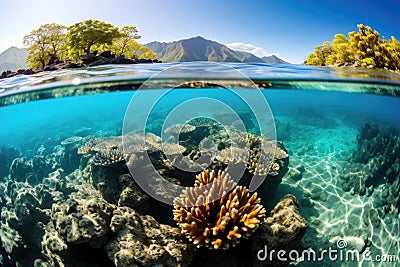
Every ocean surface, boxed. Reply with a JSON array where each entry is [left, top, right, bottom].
[[0, 62, 399, 267]]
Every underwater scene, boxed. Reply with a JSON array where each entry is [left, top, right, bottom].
[[0, 63, 399, 267]]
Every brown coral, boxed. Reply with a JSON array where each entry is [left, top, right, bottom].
[[173, 169, 265, 249]]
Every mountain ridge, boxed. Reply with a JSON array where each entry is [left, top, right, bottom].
[[144, 36, 289, 64], [0, 36, 288, 73], [0, 46, 28, 72]]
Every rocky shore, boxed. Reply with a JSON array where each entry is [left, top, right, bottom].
[[0, 51, 161, 80]]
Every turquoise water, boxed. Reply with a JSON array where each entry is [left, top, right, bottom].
[[0, 63, 399, 266]]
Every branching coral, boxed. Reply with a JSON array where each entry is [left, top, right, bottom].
[[173, 169, 265, 249], [248, 148, 276, 176], [216, 134, 287, 176], [216, 147, 248, 165], [93, 147, 126, 166]]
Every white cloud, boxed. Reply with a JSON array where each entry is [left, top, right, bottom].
[[0, 31, 28, 54], [226, 42, 278, 58]]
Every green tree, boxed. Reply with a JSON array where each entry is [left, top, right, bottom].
[[67, 19, 121, 60], [385, 37, 400, 70], [113, 26, 141, 55], [110, 25, 157, 59], [23, 23, 67, 69], [305, 41, 333, 66], [305, 24, 400, 71], [330, 34, 354, 64], [137, 47, 157, 60]]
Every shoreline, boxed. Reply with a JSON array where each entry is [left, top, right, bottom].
[[1, 52, 161, 79]]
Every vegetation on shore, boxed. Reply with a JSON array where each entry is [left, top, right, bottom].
[[23, 19, 157, 69], [305, 24, 400, 71]]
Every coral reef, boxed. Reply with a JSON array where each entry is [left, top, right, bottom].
[[9, 154, 57, 185], [0, 170, 81, 266], [117, 174, 150, 214], [51, 196, 114, 248], [340, 123, 400, 216], [293, 107, 339, 128], [0, 155, 193, 267], [173, 169, 266, 249], [250, 194, 308, 266], [60, 136, 83, 173], [189, 194, 308, 267], [217, 133, 288, 177], [164, 124, 196, 135], [78, 136, 122, 155], [106, 207, 193, 267], [93, 147, 126, 167], [0, 123, 291, 266], [161, 143, 187, 156], [187, 117, 219, 127], [0, 145, 20, 179]]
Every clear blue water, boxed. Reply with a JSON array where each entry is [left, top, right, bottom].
[[0, 63, 399, 267]]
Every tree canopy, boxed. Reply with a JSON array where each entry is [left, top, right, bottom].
[[109, 26, 157, 59], [305, 24, 400, 71], [67, 19, 121, 60], [24, 19, 157, 67], [23, 23, 67, 69]]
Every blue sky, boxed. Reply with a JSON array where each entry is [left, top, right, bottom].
[[0, 0, 399, 63]]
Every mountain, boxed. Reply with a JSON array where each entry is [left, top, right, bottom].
[[144, 36, 288, 64], [0, 47, 28, 72], [262, 55, 288, 64]]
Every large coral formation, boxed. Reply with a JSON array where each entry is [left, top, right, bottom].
[[173, 169, 266, 249], [0, 160, 192, 267], [106, 207, 193, 267], [0, 145, 20, 179], [340, 123, 400, 216], [117, 174, 150, 214], [250, 194, 308, 266], [51, 196, 114, 248]]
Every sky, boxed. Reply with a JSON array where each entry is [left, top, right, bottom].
[[0, 0, 399, 63]]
